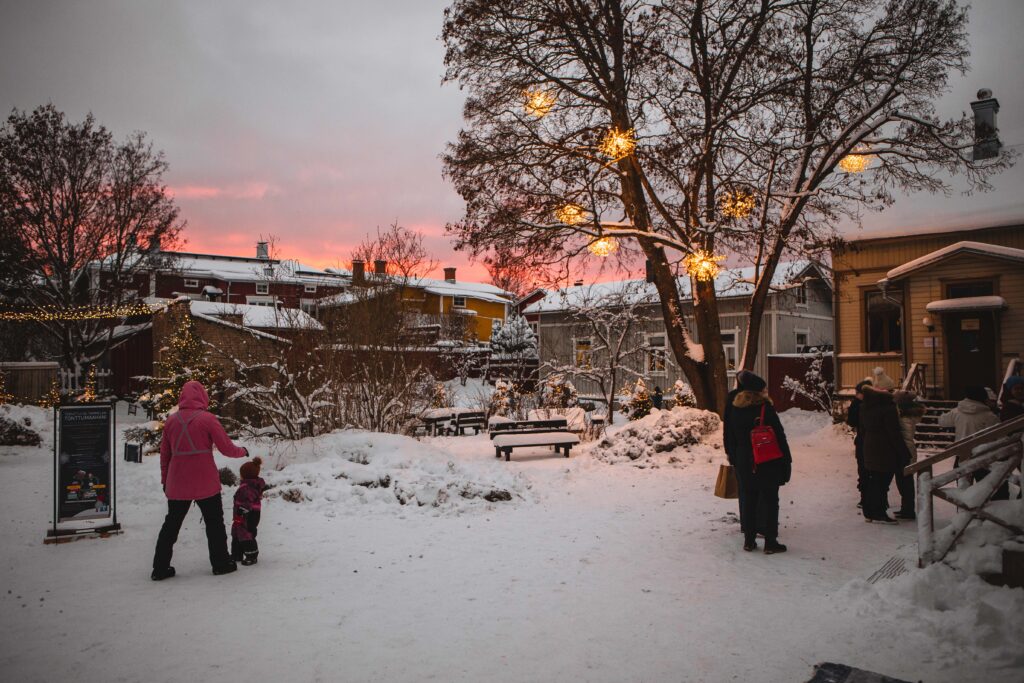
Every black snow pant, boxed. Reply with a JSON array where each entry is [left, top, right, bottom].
[[894, 468, 915, 513], [854, 437, 867, 507], [231, 510, 261, 561], [864, 470, 895, 520], [736, 475, 780, 542], [153, 494, 231, 570]]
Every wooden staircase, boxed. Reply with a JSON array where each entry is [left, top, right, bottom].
[[913, 399, 957, 453]]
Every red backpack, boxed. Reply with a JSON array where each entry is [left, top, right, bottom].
[[750, 403, 784, 469]]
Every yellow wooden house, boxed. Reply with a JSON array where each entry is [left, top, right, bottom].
[[832, 223, 1024, 398]]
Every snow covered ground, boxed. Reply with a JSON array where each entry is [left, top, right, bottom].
[[1, 404, 1021, 682]]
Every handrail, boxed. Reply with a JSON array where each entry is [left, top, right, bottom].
[[905, 413, 1024, 475], [1003, 357, 1023, 389], [901, 362, 926, 394]]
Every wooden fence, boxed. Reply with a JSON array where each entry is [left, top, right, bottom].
[[0, 362, 59, 403]]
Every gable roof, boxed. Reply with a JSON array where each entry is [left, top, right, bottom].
[[524, 260, 826, 314], [189, 300, 323, 331], [881, 240, 1024, 282]]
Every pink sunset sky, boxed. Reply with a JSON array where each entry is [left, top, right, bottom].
[[2, 0, 1023, 284]]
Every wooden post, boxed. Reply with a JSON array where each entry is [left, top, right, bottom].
[[917, 468, 934, 568]]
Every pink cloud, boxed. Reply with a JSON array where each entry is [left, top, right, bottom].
[[169, 181, 278, 200]]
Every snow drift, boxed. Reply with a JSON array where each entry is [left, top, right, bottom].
[[594, 407, 721, 465]]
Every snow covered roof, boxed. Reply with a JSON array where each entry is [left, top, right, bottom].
[[882, 241, 1024, 281], [925, 296, 1007, 313], [842, 144, 1024, 242], [189, 300, 323, 330], [408, 276, 512, 305], [164, 252, 349, 286], [524, 261, 824, 314]]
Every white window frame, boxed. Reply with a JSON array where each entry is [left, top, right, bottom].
[[645, 333, 668, 375], [721, 328, 740, 375], [795, 328, 810, 353], [574, 337, 593, 369], [183, 278, 199, 289], [795, 283, 808, 307], [246, 295, 276, 307], [300, 298, 317, 315], [256, 282, 269, 295], [452, 295, 467, 309], [304, 283, 317, 294]]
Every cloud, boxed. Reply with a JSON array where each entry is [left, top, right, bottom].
[[168, 181, 278, 200]]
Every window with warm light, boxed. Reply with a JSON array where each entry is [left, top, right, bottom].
[[865, 290, 902, 352], [574, 338, 593, 368], [646, 334, 667, 374], [721, 332, 738, 371]]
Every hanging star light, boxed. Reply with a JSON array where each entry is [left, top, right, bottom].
[[523, 89, 556, 118], [555, 203, 587, 225], [838, 146, 876, 173], [588, 236, 619, 257], [599, 126, 636, 161], [684, 249, 725, 281], [719, 189, 756, 219]]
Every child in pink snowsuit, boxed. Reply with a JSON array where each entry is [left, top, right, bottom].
[[232, 457, 267, 566]]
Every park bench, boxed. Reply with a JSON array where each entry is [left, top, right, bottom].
[[448, 410, 487, 436], [489, 418, 578, 461]]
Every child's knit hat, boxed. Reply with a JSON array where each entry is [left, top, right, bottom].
[[240, 456, 262, 480]]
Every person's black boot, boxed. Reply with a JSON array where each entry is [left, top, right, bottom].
[[895, 509, 916, 520], [764, 540, 787, 554], [241, 550, 258, 566], [212, 560, 237, 575], [151, 566, 176, 581], [743, 535, 757, 552]]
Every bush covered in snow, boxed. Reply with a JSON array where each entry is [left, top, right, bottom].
[[595, 406, 720, 464], [0, 405, 44, 447], [262, 431, 531, 514], [620, 378, 654, 420]]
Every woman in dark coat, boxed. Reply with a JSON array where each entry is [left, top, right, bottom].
[[846, 379, 872, 510], [723, 371, 792, 554], [859, 385, 910, 524]]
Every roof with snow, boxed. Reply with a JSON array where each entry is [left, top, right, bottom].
[[524, 261, 825, 314], [189, 300, 323, 331], [842, 144, 1024, 242], [318, 276, 512, 308], [166, 252, 350, 286], [882, 241, 1024, 281]]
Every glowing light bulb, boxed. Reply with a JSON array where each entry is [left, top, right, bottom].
[[684, 249, 725, 281], [523, 89, 556, 118], [719, 189, 756, 219], [555, 203, 587, 225], [599, 127, 636, 161], [588, 237, 619, 257], [838, 146, 875, 173]]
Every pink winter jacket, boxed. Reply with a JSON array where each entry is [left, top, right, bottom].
[[160, 381, 248, 500]]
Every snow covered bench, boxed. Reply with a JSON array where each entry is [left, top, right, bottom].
[[489, 418, 569, 438], [449, 411, 487, 435], [491, 431, 580, 462]]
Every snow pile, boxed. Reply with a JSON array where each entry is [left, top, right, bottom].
[[594, 406, 720, 465], [0, 404, 48, 447], [258, 430, 532, 514]]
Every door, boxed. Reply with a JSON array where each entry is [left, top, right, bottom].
[[944, 312, 997, 399]]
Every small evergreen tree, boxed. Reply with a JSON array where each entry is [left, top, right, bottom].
[[488, 379, 519, 417], [540, 373, 578, 410], [490, 315, 537, 359], [671, 380, 696, 408], [623, 378, 653, 421]]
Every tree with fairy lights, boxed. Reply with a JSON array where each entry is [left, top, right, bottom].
[[442, 0, 1012, 414], [130, 314, 220, 447]]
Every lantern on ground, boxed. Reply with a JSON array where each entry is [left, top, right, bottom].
[[599, 127, 636, 161], [588, 237, 619, 258], [684, 249, 725, 281]]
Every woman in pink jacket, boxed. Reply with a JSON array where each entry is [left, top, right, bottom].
[[152, 381, 249, 580]]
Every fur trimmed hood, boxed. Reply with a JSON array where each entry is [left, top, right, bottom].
[[733, 390, 770, 409]]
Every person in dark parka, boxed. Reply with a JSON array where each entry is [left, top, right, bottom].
[[846, 379, 872, 510], [859, 385, 910, 523], [723, 370, 792, 554]]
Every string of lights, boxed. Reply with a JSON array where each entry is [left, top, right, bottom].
[[0, 302, 155, 322]]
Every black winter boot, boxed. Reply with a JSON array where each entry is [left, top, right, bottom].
[[764, 540, 787, 554], [241, 550, 259, 566], [151, 566, 176, 581], [743, 535, 757, 552], [212, 560, 237, 575]]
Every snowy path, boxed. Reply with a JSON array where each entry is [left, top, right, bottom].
[[1, 409, 1020, 683]]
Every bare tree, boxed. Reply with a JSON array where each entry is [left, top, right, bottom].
[[483, 248, 545, 298], [0, 104, 183, 370], [441, 0, 1010, 414], [544, 280, 652, 424], [352, 221, 438, 283]]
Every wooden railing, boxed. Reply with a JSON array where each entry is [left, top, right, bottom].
[[901, 362, 927, 395], [1003, 357, 1023, 388], [905, 414, 1024, 567]]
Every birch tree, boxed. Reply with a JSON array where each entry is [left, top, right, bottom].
[[441, 0, 1010, 414]]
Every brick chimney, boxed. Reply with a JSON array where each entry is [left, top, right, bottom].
[[256, 241, 269, 259], [374, 259, 387, 276], [351, 259, 365, 285], [444, 267, 457, 283], [574, 279, 584, 287], [971, 88, 1001, 161]]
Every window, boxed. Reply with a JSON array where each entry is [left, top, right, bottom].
[[795, 330, 809, 353], [721, 331, 739, 372], [246, 296, 276, 307], [453, 296, 467, 308], [183, 278, 199, 289], [795, 284, 807, 306], [865, 290, 902, 352], [946, 280, 994, 299], [304, 283, 317, 294], [256, 282, 269, 295], [574, 338, 593, 368], [300, 298, 317, 316], [646, 334, 667, 374]]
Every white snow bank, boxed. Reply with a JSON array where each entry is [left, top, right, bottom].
[[778, 408, 837, 439], [256, 430, 532, 515], [593, 407, 721, 465], [0, 404, 51, 448]]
